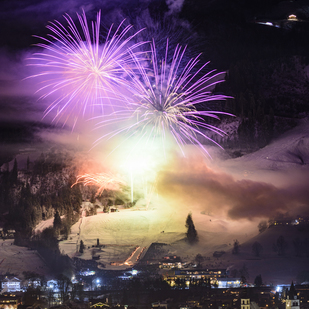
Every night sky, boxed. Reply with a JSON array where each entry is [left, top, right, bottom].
[[1, 0, 309, 222]]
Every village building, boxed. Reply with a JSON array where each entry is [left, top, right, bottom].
[[217, 278, 241, 288], [0, 293, 21, 309], [1, 277, 21, 292], [163, 268, 227, 287], [286, 296, 300, 309]]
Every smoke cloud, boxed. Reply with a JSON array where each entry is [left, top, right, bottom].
[[157, 153, 309, 221]]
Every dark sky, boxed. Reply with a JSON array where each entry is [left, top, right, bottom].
[[1, 0, 309, 222]]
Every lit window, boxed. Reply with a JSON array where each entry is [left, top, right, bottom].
[[288, 14, 297, 20]]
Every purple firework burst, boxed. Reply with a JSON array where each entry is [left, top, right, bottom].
[[94, 40, 233, 156], [29, 10, 145, 128]]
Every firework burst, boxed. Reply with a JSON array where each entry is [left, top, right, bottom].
[[29, 10, 145, 128], [72, 172, 126, 197], [94, 40, 232, 157]]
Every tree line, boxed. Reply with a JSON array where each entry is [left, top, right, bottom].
[[0, 151, 83, 276]]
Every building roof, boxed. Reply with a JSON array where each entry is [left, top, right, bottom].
[[90, 302, 110, 308], [2, 277, 21, 282]]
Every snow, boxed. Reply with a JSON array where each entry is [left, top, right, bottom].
[[222, 118, 309, 173], [4, 118, 309, 283], [223, 225, 309, 285], [0, 239, 49, 277], [59, 200, 259, 271], [57, 118, 309, 283]]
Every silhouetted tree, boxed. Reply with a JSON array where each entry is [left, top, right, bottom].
[[10, 158, 18, 184], [239, 264, 249, 283], [186, 213, 198, 244], [70, 184, 82, 212], [252, 241, 263, 257], [39, 227, 58, 250], [76, 283, 84, 302], [232, 239, 240, 254], [57, 274, 71, 303], [195, 253, 204, 267], [254, 274, 263, 287], [275, 235, 288, 256], [289, 281, 296, 298], [22, 286, 42, 308], [79, 240, 85, 253], [53, 211, 62, 232]]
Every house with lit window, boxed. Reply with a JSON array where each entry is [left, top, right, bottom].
[[286, 296, 300, 309], [46, 279, 58, 291], [217, 278, 241, 288], [0, 294, 21, 309], [241, 298, 250, 309], [163, 268, 227, 287], [1, 276, 21, 292], [160, 256, 183, 269], [25, 277, 41, 289], [90, 301, 110, 308]]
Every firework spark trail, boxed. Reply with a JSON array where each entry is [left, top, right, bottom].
[[28, 10, 146, 128], [72, 172, 126, 196], [94, 40, 233, 157]]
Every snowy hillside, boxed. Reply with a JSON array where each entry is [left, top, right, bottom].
[[221, 118, 309, 175], [2, 118, 309, 282]]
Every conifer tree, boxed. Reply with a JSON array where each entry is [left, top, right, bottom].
[[254, 274, 263, 287], [186, 213, 198, 244], [289, 281, 296, 298], [10, 158, 18, 184], [53, 211, 62, 232], [79, 240, 85, 253], [252, 241, 263, 257], [232, 239, 240, 254]]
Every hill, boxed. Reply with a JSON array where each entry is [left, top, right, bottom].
[[58, 119, 309, 284], [59, 200, 259, 271], [220, 224, 309, 286], [1, 118, 309, 283]]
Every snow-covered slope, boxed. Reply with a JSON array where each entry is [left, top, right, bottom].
[[3, 118, 309, 281], [221, 118, 309, 175], [58, 118, 309, 282]]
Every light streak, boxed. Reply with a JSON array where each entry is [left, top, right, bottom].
[[29, 10, 145, 128], [71, 172, 126, 196], [94, 40, 232, 157]]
